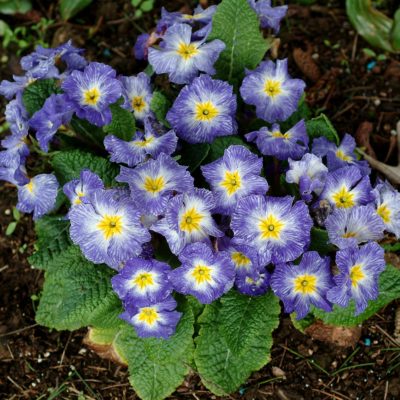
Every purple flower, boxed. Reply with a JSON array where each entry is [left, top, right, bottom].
[[29, 94, 74, 152], [148, 24, 225, 84], [151, 188, 223, 255], [285, 153, 328, 202], [0, 131, 29, 168], [236, 267, 270, 296], [0, 162, 28, 186], [325, 206, 385, 249], [16, 174, 59, 220], [55, 40, 87, 71], [169, 242, 235, 304], [319, 166, 374, 209], [69, 189, 151, 269], [312, 133, 370, 175], [119, 72, 153, 121], [104, 119, 178, 167], [5, 94, 29, 135], [327, 243, 385, 315], [121, 296, 181, 339], [227, 243, 261, 278], [240, 59, 305, 123], [248, 0, 288, 33], [246, 120, 308, 160], [231, 195, 313, 264], [62, 62, 122, 126], [201, 145, 268, 214], [157, 5, 216, 29], [112, 258, 172, 306], [167, 75, 237, 143], [0, 75, 34, 100], [20, 45, 59, 79], [373, 180, 400, 238], [63, 169, 104, 206], [117, 153, 194, 215], [271, 251, 333, 319]]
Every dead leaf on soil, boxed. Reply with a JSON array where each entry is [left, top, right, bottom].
[[293, 46, 321, 82], [355, 121, 377, 159], [305, 320, 361, 348]]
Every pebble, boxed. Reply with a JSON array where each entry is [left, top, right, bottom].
[[44, 352, 50, 358], [272, 366, 286, 378], [4, 209, 10, 215], [78, 348, 87, 355]]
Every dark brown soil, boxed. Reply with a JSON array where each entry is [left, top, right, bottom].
[[1, 1, 400, 399]]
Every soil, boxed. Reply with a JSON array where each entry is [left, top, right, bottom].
[[1, 1, 400, 399]]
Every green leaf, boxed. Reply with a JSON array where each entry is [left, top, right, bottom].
[[36, 246, 121, 330], [309, 227, 336, 255], [22, 79, 60, 116], [28, 216, 72, 270], [346, 0, 397, 53], [70, 116, 107, 147], [391, 9, 400, 51], [208, 0, 268, 85], [115, 306, 195, 400], [12, 207, 20, 221], [51, 149, 119, 186], [205, 135, 248, 164], [290, 313, 315, 333], [150, 91, 171, 127], [140, 0, 154, 12], [0, 0, 31, 15], [314, 264, 400, 326], [381, 242, 400, 252], [306, 113, 340, 145], [60, 0, 93, 20], [5, 221, 17, 235], [194, 290, 280, 395], [104, 103, 136, 141], [179, 143, 210, 173]]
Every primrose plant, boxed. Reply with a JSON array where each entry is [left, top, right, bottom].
[[1, 0, 400, 399]]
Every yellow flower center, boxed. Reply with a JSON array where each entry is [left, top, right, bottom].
[[231, 252, 251, 268], [259, 214, 285, 240], [332, 186, 355, 208], [132, 96, 146, 112], [179, 207, 204, 233], [293, 274, 317, 295], [26, 180, 34, 193], [176, 42, 198, 60], [83, 87, 101, 106], [138, 307, 159, 325], [97, 215, 123, 240], [349, 264, 364, 287], [342, 231, 357, 238], [264, 79, 282, 98], [220, 170, 241, 196], [192, 264, 212, 284], [194, 101, 219, 122], [336, 150, 351, 162], [143, 175, 165, 194], [74, 191, 85, 205], [272, 131, 290, 139], [133, 272, 154, 290], [133, 135, 154, 148], [377, 204, 391, 223]]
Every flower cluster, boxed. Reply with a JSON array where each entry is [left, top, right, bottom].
[[1, 1, 397, 341]]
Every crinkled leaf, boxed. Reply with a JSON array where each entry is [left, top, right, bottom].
[[60, 0, 93, 20], [306, 113, 340, 145], [51, 149, 119, 186], [36, 246, 121, 330], [22, 79, 60, 116], [381, 242, 400, 252], [28, 215, 71, 270], [194, 290, 280, 395], [205, 135, 248, 164], [346, 0, 397, 53], [208, 0, 269, 85], [314, 264, 400, 326], [104, 103, 136, 141], [70, 116, 107, 147], [114, 306, 195, 400], [179, 143, 210, 173], [150, 91, 171, 127], [309, 227, 336, 255]]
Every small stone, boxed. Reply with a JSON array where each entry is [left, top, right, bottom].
[[78, 348, 87, 355], [4, 209, 10, 215], [44, 352, 50, 358], [272, 366, 286, 378]]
